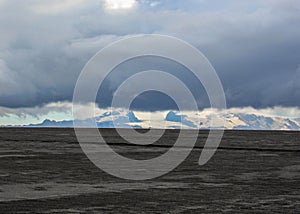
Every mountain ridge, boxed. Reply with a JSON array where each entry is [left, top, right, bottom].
[[24, 110, 300, 131]]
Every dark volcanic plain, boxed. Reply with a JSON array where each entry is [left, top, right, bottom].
[[0, 128, 300, 213]]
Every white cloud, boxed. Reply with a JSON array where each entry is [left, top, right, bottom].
[[30, 0, 86, 15], [0, 101, 71, 119]]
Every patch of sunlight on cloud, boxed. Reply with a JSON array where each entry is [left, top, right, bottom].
[[104, 0, 137, 11], [103, 0, 138, 15]]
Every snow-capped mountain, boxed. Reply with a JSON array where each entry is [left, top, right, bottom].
[[26, 110, 300, 130]]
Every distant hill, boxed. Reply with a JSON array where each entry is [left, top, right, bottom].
[[28, 119, 73, 127]]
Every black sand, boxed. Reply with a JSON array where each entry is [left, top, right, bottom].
[[0, 128, 300, 213]]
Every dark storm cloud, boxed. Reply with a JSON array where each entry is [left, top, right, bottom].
[[96, 56, 209, 110], [0, 0, 299, 110]]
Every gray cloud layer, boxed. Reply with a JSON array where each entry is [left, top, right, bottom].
[[0, 0, 299, 110]]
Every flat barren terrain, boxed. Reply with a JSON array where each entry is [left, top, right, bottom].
[[0, 128, 300, 213]]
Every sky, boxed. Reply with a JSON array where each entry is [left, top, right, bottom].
[[0, 0, 300, 125]]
